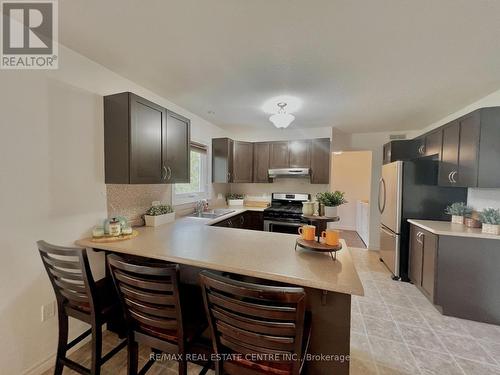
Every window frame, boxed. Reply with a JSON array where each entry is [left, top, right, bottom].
[[172, 143, 209, 205]]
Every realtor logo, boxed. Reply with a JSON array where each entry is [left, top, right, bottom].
[[1, 0, 58, 69]]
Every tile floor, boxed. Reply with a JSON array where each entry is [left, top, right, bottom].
[[349, 247, 500, 375], [43, 247, 500, 375]]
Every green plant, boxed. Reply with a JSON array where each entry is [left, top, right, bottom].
[[479, 208, 500, 225], [316, 191, 347, 207], [444, 202, 472, 217], [145, 204, 173, 216], [226, 193, 244, 200]]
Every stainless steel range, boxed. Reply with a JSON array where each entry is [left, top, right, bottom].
[[263, 193, 310, 234]]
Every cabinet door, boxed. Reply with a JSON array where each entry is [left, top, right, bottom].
[[310, 138, 331, 184], [270, 141, 289, 168], [439, 121, 460, 186], [289, 140, 311, 168], [164, 111, 190, 183], [409, 225, 423, 287], [424, 130, 443, 158], [421, 230, 438, 302], [129, 95, 165, 184], [457, 113, 480, 187], [212, 138, 233, 183], [383, 143, 391, 164], [232, 141, 254, 183], [253, 142, 270, 182]]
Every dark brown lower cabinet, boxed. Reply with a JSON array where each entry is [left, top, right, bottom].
[[409, 224, 437, 303], [409, 223, 500, 325]]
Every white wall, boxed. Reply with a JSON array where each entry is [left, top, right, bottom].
[[0, 45, 227, 375], [329, 151, 372, 231]]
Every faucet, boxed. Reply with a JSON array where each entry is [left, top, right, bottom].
[[194, 199, 209, 214]]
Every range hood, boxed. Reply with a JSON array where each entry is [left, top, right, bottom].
[[268, 168, 310, 179]]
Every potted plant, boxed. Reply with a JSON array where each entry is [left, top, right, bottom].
[[444, 202, 472, 224], [479, 208, 500, 235], [226, 193, 245, 206], [316, 191, 347, 218], [144, 204, 175, 227]]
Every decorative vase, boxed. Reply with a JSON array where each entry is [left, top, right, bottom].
[[482, 223, 500, 235], [144, 212, 175, 227], [324, 206, 338, 218], [227, 199, 244, 206], [464, 217, 481, 228], [451, 215, 464, 224]]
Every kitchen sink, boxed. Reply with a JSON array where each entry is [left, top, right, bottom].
[[189, 209, 235, 219]]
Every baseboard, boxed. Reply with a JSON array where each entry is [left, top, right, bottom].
[[23, 332, 94, 375]]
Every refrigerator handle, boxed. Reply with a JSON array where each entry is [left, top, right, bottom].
[[378, 178, 386, 214], [381, 226, 397, 238]]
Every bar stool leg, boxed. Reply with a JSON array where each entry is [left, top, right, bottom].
[[127, 337, 138, 375], [90, 323, 102, 375], [179, 358, 187, 375], [54, 311, 68, 375]]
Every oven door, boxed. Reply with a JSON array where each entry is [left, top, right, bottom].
[[264, 220, 302, 234]]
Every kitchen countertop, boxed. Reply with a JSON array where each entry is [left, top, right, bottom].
[[76, 207, 364, 296], [408, 219, 500, 240]]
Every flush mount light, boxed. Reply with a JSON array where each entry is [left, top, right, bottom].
[[269, 102, 295, 129]]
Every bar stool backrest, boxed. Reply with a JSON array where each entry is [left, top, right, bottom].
[[107, 254, 184, 343], [199, 271, 307, 375], [38, 240, 97, 314]]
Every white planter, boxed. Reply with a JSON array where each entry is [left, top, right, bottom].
[[144, 212, 175, 227], [227, 199, 244, 206], [324, 206, 338, 218], [451, 215, 464, 224], [482, 223, 500, 235]]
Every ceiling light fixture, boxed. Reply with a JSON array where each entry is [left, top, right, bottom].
[[269, 102, 295, 129]]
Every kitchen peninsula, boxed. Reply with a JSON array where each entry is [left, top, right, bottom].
[[76, 209, 364, 375]]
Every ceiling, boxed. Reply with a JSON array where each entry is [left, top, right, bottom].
[[59, 0, 500, 133]]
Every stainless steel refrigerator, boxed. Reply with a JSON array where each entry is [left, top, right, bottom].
[[378, 159, 467, 280]]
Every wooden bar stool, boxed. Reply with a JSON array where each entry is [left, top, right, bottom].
[[37, 241, 127, 375], [199, 272, 312, 375], [107, 254, 209, 375]]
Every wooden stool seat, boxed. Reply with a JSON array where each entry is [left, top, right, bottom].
[[107, 254, 209, 375], [199, 272, 312, 375], [38, 241, 127, 375]]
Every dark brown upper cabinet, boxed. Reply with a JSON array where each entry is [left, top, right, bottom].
[[164, 111, 190, 183], [382, 140, 418, 164], [270, 141, 289, 168], [310, 138, 331, 184], [212, 138, 253, 183], [423, 129, 443, 158], [253, 142, 271, 183], [232, 141, 254, 183], [288, 140, 311, 168], [212, 138, 233, 183], [439, 113, 480, 187], [104, 92, 190, 184]]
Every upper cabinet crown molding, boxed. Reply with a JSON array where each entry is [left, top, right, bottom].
[[104, 92, 190, 184]]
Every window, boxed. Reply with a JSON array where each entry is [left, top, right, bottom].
[[173, 143, 208, 205]]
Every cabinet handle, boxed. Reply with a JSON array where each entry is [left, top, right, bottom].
[[166, 166, 172, 180], [451, 171, 457, 183], [448, 172, 453, 183], [227, 172, 231, 182], [416, 232, 424, 244], [162, 165, 168, 181], [228, 219, 232, 227], [240, 216, 244, 225]]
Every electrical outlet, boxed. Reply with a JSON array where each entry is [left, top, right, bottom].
[[41, 301, 56, 322]]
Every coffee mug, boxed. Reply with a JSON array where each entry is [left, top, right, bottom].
[[321, 229, 340, 246], [298, 225, 316, 241]]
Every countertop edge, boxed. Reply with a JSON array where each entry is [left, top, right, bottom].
[[407, 219, 500, 240]]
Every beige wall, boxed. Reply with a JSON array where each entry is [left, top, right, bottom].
[[0, 45, 227, 375], [329, 151, 372, 231]]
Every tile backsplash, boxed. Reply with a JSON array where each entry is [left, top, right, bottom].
[[230, 178, 329, 200], [467, 188, 500, 210]]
